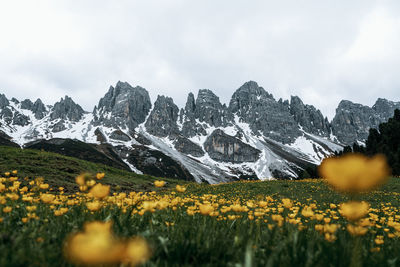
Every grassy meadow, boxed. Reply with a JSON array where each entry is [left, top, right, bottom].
[[0, 146, 400, 266]]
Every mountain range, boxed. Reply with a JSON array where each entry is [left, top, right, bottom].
[[1, 81, 399, 183]]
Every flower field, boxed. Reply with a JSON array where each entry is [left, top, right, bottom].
[[1, 158, 400, 266]]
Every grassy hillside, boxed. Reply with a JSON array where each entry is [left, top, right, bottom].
[[0, 145, 188, 192], [1, 173, 400, 266]]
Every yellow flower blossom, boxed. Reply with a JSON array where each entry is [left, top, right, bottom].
[[347, 224, 368, 236], [86, 201, 102, 212], [65, 221, 150, 265], [339, 201, 370, 222], [282, 198, 293, 209], [199, 204, 214, 215], [319, 154, 390, 193], [39, 183, 49, 189], [122, 237, 151, 265], [154, 180, 166, 188], [3, 206, 12, 213], [89, 184, 110, 199], [175, 185, 186, 193], [40, 194, 55, 204], [96, 172, 105, 180]]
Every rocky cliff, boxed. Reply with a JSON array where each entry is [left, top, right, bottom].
[[1, 80, 398, 183]]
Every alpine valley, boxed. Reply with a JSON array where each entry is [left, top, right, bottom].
[[1, 81, 399, 183]]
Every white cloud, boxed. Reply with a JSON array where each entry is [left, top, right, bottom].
[[0, 0, 399, 120]]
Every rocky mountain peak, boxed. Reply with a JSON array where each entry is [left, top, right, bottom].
[[184, 92, 196, 118], [372, 98, 400, 120], [331, 100, 381, 145], [20, 99, 34, 110], [290, 95, 330, 136], [195, 89, 229, 127], [0, 94, 9, 108], [50, 95, 85, 122], [145, 95, 179, 137], [94, 81, 152, 131], [32, 99, 47, 119], [229, 81, 300, 143]]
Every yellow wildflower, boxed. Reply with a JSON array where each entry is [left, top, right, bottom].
[[282, 198, 293, 209], [339, 201, 370, 221], [199, 204, 214, 215], [96, 172, 105, 180], [65, 221, 150, 265], [374, 235, 384, 245], [39, 183, 49, 190], [122, 237, 151, 265], [86, 201, 102, 212], [319, 154, 390, 193], [40, 194, 55, 204], [3, 206, 12, 213], [154, 180, 166, 188], [175, 185, 186, 193], [347, 224, 368, 236], [89, 184, 110, 199]]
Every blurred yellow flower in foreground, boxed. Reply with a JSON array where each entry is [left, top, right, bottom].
[[339, 201, 370, 221], [347, 224, 368, 236], [199, 204, 214, 215], [122, 237, 151, 265], [319, 154, 390, 193], [281, 198, 293, 209], [65, 221, 150, 265], [176, 185, 186, 192], [154, 180, 165, 188], [40, 194, 55, 204], [3, 206, 12, 213], [89, 184, 110, 199], [96, 172, 105, 180], [86, 201, 102, 212]]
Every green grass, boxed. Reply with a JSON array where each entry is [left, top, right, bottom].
[[1, 145, 400, 266], [0, 145, 188, 192]]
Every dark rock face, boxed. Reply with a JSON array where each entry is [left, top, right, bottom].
[[94, 128, 107, 143], [52, 120, 67, 132], [204, 129, 261, 163], [0, 94, 30, 126], [32, 99, 47, 119], [180, 93, 207, 138], [332, 99, 400, 145], [109, 130, 131, 142], [331, 100, 381, 144], [12, 113, 30, 126], [50, 96, 84, 122], [93, 81, 152, 131], [0, 94, 9, 109], [372, 98, 400, 121], [229, 81, 301, 143], [20, 99, 47, 119], [290, 96, 330, 136], [174, 136, 205, 157], [145, 95, 179, 137], [21, 99, 34, 110], [195, 89, 232, 127], [121, 145, 195, 180]]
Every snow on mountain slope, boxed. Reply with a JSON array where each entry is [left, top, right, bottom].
[[0, 81, 351, 183]]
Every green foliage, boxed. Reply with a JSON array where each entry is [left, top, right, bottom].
[[0, 145, 185, 192], [1, 178, 400, 266]]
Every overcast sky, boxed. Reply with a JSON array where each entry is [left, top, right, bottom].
[[1, 1, 399, 119]]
